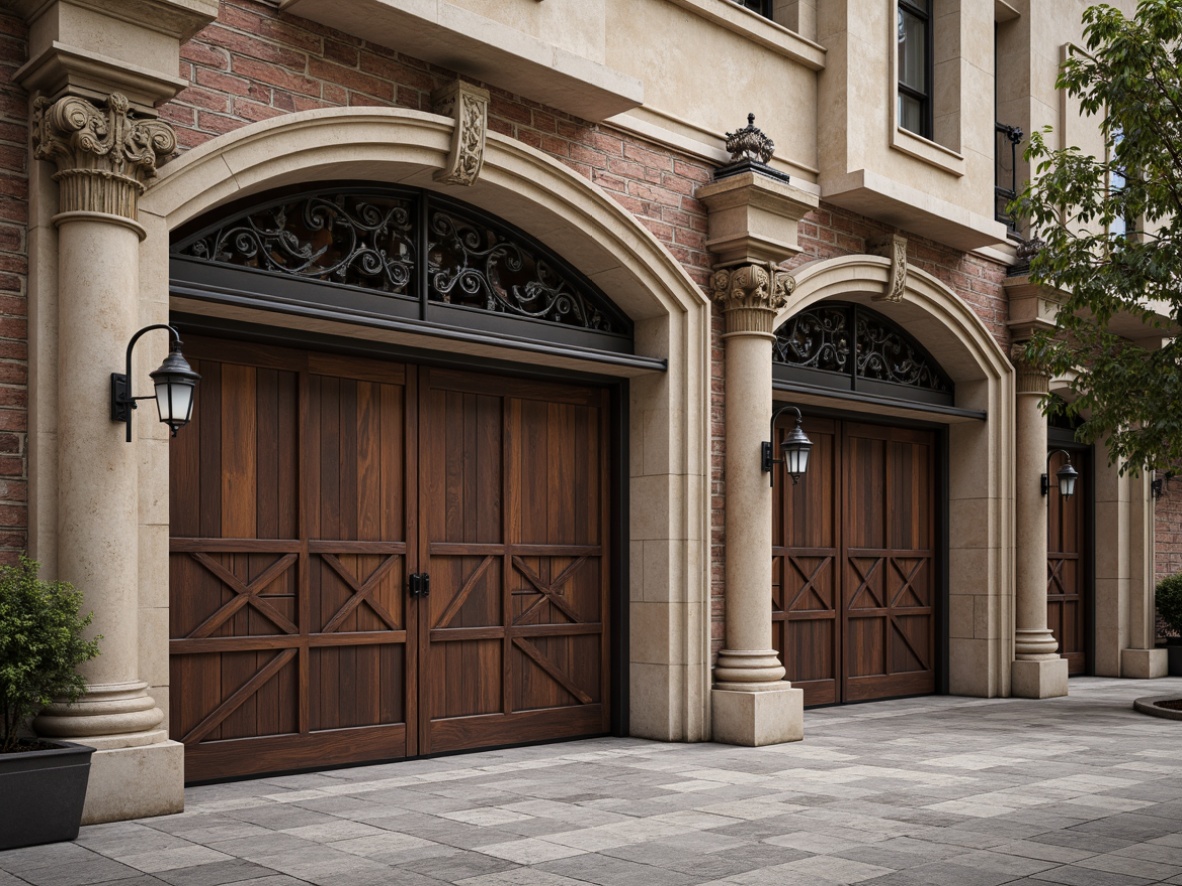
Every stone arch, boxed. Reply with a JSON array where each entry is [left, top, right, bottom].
[[774, 254, 1016, 698], [134, 107, 713, 744]]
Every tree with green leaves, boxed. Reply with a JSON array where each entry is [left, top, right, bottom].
[[1012, 0, 1182, 473]]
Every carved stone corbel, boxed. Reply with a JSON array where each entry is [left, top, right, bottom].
[[710, 262, 796, 336], [432, 80, 490, 187], [869, 233, 907, 303], [33, 92, 176, 220]]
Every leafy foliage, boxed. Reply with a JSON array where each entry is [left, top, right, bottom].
[[1011, 0, 1182, 473], [0, 558, 100, 753], [1159, 572, 1182, 635]]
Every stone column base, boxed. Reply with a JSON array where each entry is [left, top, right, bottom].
[[1011, 658, 1069, 699], [1121, 648, 1168, 679], [712, 684, 803, 746], [80, 739, 184, 825]]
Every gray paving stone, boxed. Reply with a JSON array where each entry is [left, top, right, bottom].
[[153, 859, 279, 886], [16, 857, 145, 886], [397, 848, 519, 881], [538, 853, 698, 886], [1028, 864, 1156, 886]]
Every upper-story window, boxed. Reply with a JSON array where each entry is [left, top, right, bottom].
[[898, 0, 933, 139], [734, 0, 772, 17]]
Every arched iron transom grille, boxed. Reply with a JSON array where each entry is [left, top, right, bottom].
[[773, 302, 953, 405], [170, 185, 632, 353]]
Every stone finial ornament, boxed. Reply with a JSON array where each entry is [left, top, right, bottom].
[[725, 113, 775, 165], [711, 261, 796, 335], [33, 92, 176, 219], [432, 80, 490, 187], [868, 233, 907, 303]]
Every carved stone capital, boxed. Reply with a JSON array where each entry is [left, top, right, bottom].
[[869, 234, 907, 303], [33, 92, 176, 219], [711, 262, 795, 335], [433, 80, 490, 187], [1010, 341, 1049, 395]]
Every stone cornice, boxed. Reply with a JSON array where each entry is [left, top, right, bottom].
[[711, 262, 795, 336], [14, 0, 219, 42], [696, 170, 818, 266], [34, 92, 176, 219]]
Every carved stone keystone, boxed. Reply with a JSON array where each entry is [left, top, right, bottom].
[[432, 80, 490, 187], [869, 234, 907, 303]]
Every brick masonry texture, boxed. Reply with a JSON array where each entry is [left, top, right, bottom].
[[0, 12, 30, 566]]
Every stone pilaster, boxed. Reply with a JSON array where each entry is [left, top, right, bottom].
[[710, 262, 803, 745], [31, 92, 184, 822], [1010, 343, 1068, 698]]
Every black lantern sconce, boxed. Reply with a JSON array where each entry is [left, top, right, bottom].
[[1152, 471, 1174, 499], [762, 405, 812, 486], [111, 324, 201, 443], [1041, 449, 1078, 499]]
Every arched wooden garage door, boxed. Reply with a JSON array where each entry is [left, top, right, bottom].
[[170, 338, 612, 781], [165, 184, 633, 781], [770, 303, 947, 707]]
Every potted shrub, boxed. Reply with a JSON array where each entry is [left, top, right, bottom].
[[0, 557, 100, 850], [1157, 572, 1182, 678]]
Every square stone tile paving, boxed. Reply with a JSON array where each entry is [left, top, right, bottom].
[[3, 677, 1182, 885]]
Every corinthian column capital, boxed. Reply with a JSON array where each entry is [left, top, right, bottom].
[[1010, 341, 1050, 396], [33, 92, 176, 219], [711, 262, 795, 336]]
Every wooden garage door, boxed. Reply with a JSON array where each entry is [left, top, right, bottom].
[[1047, 447, 1089, 675], [773, 417, 937, 706], [170, 338, 611, 782]]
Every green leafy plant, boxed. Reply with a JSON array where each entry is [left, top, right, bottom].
[[1010, 0, 1182, 473], [0, 558, 100, 754], [1158, 572, 1182, 639]]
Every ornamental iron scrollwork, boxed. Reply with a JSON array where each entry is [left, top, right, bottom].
[[176, 192, 416, 293], [773, 304, 849, 372], [774, 302, 951, 397], [172, 186, 630, 339], [427, 208, 623, 332]]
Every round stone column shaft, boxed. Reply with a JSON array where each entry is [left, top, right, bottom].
[[30, 93, 175, 743], [1013, 351, 1058, 660], [712, 263, 789, 689]]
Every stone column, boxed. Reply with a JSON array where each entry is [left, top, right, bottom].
[[1010, 345, 1068, 698], [29, 93, 184, 821], [711, 263, 803, 745]]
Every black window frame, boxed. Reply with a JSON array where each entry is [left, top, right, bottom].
[[734, 0, 772, 18], [898, 0, 934, 140]]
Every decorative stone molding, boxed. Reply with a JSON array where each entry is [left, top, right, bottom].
[[711, 262, 795, 335], [432, 80, 490, 187], [1010, 341, 1050, 396], [868, 234, 907, 303], [33, 93, 176, 219]]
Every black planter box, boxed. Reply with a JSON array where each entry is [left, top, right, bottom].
[[0, 740, 94, 851]]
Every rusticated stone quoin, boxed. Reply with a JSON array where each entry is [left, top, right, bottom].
[[711, 262, 795, 336], [33, 92, 176, 219]]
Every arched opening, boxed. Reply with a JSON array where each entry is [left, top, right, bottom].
[[126, 108, 714, 782], [773, 256, 1014, 699]]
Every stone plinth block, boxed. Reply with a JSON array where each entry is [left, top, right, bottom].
[[1121, 648, 1168, 679], [697, 171, 818, 266], [712, 684, 803, 746], [1011, 658, 1069, 699], [80, 740, 184, 825]]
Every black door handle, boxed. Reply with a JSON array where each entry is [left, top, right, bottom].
[[408, 572, 431, 597]]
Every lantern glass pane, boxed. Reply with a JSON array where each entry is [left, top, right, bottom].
[[784, 445, 810, 477], [1059, 474, 1076, 498], [155, 379, 194, 425]]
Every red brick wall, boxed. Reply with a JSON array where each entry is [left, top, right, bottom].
[[0, 12, 29, 566], [1156, 479, 1182, 585], [170, 0, 1019, 661]]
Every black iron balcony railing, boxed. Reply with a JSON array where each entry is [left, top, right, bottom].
[[995, 122, 1024, 234]]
